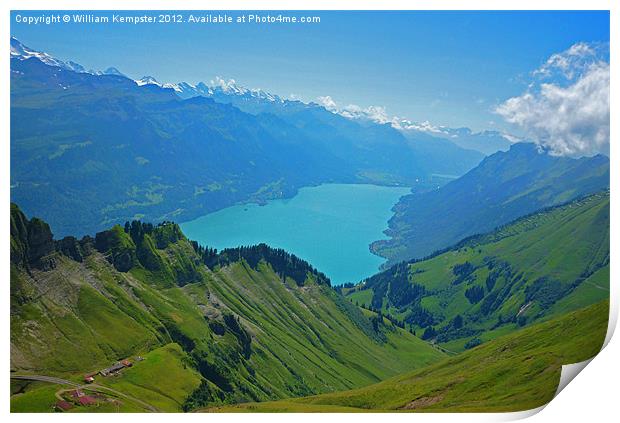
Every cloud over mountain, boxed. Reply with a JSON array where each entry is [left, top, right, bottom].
[[316, 95, 444, 132], [315, 94, 516, 155], [496, 42, 609, 157]]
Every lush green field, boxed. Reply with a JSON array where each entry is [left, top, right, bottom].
[[97, 344, 202, 412], [349, 191, 609, 352], [193, 261, 445, 397], [10, 343, 199, 413], [208, 300, 609, 412], [10, 383, 59, 413]]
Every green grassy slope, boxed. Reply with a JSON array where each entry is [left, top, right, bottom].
[[96, 343, 203, 412], [209, 299, 608, 412], [10, 383, 60, 413], [10, 205, 444, 412], [10, 343, 201, 412], [348, 191, 609, 352], [188, 262, 444, 399]]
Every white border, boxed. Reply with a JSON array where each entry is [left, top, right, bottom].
[[2, 1, 617, 422]]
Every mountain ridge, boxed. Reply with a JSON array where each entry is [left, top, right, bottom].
[[10, 36, 512, 156], [10, 203, 445, 411], [11, 42, 484, 237], [371, 142, 610, 265], [208, 299, 608, 412]]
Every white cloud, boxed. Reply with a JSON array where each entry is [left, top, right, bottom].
[[210, 76, 247, 94], [496, 43, 609, 157], [315, 95, 447, 133], [316, 96, 519, 145], [340, 104, 391, 124], [533, 42, 601, 80], [499, 132, 523, 143], [398, 119, 449, 135], [316, 96, 390, 122]]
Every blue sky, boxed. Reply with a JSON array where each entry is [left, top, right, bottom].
[[11, 10, 609, 132]]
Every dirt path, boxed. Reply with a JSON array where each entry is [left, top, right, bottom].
[[11, 374, 80, 386], [584, 281, 609, 291], [11, 374, 160, 412], [432, 344, 458, 355], [88, 383, 159, 412]]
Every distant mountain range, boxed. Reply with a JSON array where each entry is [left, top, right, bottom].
[[10, 37, 485, 237], [10, 36, 126, 77], [134, 74, 515, 156], [402, 127, 513, 156], [372, 142, 610, 265], [11, 37, 515, 156], [10, 36, 610, 263]]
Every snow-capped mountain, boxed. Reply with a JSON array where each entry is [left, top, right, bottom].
[[164, 75, 514, 155], [167, 76, 284, 104], [135, 76, 189, 93], [211, 76, 283, 102], [11, 36, 83, 72], [314, 96, 517, 155], [10, 37, 126, 78], [10, 36, 515, 155], [402, 125, 517, 155], [135, 75, 162, 86]]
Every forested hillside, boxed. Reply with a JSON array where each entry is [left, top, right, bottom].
[[10, 204, 444, 412], [351, 191, 609, 351], [372, 143, 610, 265]]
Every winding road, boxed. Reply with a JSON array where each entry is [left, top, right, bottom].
[[10, 374, 159, 412]]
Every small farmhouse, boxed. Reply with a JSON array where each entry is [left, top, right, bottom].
[[55, 400, 73, 412]]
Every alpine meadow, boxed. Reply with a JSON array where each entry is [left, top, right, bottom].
[[9, 10, 611, 414]]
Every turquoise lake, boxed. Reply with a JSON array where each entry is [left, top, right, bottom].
[[180, 183, 411, 285]]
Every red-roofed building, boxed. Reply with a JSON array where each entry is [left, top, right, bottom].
[[121, 359, 132, 367], [78, 396, 97, 406], [55, 400, 73, 411], [70, 389, 84, 398]]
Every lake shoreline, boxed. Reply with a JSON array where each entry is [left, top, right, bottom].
[[180, 183, 412, 286]]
